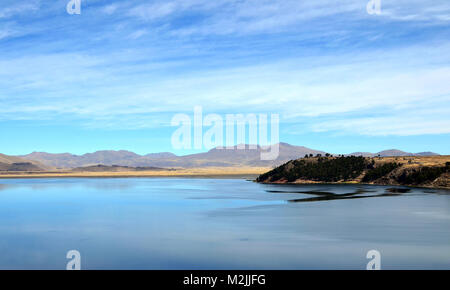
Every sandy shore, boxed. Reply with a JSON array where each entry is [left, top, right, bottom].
[[0, 167, 271, 179]]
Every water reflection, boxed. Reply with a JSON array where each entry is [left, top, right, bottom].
[[386, 188, 412, 193], [287, 191, 403, 203], [266, 187, 414, 203], [0, 178, 448, 269], [0, 178, 138, 192]]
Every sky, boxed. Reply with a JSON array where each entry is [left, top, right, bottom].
[[0, 0, 449, 156]]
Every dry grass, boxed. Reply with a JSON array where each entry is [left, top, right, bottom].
[[373, 155, 450, 167], [0, 166, 271, 178], [1, 155, 448, 179]]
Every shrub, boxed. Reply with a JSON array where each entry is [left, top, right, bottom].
[[362, 162, 401, 182], [396, 166, 447, 185], [257, 156, 368, 183]]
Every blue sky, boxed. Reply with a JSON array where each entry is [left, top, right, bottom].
[[1, 0, 450, 155]]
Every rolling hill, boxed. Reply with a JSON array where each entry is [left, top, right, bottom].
[[256, 155, 449, 189], [0, 153, 50, 171], [348, 149, 439, 157], [19, 143, 324, 169], [16, 143, 440, 169]]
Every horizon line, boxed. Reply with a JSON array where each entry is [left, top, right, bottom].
[[4, 142, 443, 157]]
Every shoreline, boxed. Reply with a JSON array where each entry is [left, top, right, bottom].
[[0, 167, 270, 179], [258, 180, 450, 190]]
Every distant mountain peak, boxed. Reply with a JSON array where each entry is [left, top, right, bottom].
[[349, 149, 439, 157], [13, 143, 441, 169], [145, 152, 178, 158], [416, 151, 440, 156]]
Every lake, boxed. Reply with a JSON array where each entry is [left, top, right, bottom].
[[0, 178, 449, 269]]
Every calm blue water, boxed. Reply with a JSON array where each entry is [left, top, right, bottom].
[[0, 178, 449, 269]]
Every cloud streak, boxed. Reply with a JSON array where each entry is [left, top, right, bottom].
[[0, 0, 449, 137]]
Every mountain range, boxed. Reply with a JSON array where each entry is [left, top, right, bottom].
[[347, 149, 439, 157], [17, 143, 322, 169], [8, 143, 439, 170], [0, 153, 51, 171]]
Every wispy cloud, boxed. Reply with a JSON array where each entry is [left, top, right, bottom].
[[0, 1, 40, 19], [128, 29, 148, 39], [127, 2, 179, 21], [0, 27, 14, 40], [0, 0, 449, 137], [118, 0, 450, 37], [381, 0, 450, 22], [101, 3, 119, 15], [311, 109, 450, 136]]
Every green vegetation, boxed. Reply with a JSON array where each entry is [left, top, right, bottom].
[[257, 156, 368, 183], [257, 156, 449, 188], [362, 162, 401, 182], [396, 166, 448, 185]]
